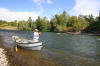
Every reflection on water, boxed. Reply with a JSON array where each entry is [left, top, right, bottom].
[[0, 29, 100, 66]]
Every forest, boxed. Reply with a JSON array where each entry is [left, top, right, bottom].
[[0, 11, 100, 33]]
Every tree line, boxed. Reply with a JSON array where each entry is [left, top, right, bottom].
[[0, 11, 100, 33]]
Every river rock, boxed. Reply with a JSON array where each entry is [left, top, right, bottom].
[[0, 48, 9, 66]]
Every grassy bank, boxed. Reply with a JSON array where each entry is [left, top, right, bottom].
[[0, 25, 17, 30]]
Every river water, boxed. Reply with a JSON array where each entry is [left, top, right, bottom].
[[0, 29, 100, 66]]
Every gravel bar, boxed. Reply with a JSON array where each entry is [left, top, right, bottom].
[[0, 48, 9, 66]]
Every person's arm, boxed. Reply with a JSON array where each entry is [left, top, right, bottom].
[[39, 32, 41, 36]]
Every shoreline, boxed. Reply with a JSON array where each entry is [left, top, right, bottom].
[[0, 36, 9, 66], [0, 48, 9, 66], [0, 35, 61, 66], [0, 29, 100, 36], [66, 31, 100, 36], [0, 26, 17, 30]]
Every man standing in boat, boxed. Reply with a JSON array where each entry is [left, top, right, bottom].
[[33, 29, 40, 42]]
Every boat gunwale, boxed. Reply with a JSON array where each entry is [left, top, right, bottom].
[[15, 42, 42, 44], [17, 45, 42, 47]]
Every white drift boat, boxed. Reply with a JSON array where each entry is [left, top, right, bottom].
[[12, 36, 43, 50]]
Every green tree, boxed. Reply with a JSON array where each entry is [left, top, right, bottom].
[[50, 18, 56, 32], [88, 12, 100, 32], [28, 17, 32, 28], [18, 21, 31, 30], [36, 16, 47, 31], [43, 16, 51, 31], [50, 11, 69, 32], [31, 21, 36, 30], [9, 20, 18, 26]]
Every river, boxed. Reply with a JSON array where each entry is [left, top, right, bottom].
[[0, 29, 100, 66]]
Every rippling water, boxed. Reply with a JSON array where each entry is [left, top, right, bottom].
[[0, 29, 100, 66]]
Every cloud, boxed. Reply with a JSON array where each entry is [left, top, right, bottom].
[[32, 0, 53, 17], [0, 0, 53, 21], [0, 8, 40, 21], [46, 0, 53, 4], [32, 0, 53, 5], [69, 0, 100, 16]]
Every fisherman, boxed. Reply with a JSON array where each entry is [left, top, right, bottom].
[[33, 29, 40, 42]]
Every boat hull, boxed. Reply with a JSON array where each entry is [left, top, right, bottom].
[[17, 45, 43, 50], [16, 41, 43, 50]]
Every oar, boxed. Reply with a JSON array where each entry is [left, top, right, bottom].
[[15, 44, 18, 52]]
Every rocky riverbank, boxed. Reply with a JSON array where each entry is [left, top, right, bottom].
[[0, 36, 9, 66], [0, 48, 9, 66]]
